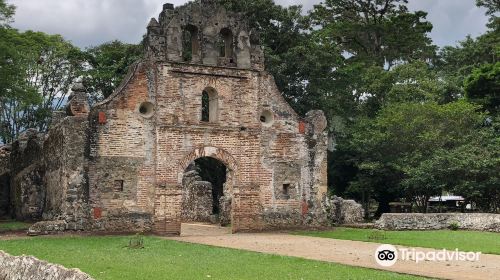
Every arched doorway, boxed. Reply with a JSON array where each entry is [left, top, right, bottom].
[[181, 156, 230, 226]]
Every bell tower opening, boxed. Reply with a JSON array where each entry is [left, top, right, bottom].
[[182, 24, 200, 62], [219, 28, 233, 59]]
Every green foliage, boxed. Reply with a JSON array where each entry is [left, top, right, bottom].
[[448, 222, 460, 231], [0, 28, 84, 142], [0, 0, 15, 27], [476, 0, 500, 16], [0, 236, 423, 280], [297, 227, 500, 255], [310, 0, 436, 68], [349, 101, 486, 213], [83, 40, 143, 102], [464, 62, 500, 114], [128, 233, 145, 249]]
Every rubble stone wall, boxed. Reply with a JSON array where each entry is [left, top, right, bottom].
[[43, 116, 90, 230], [326, 196, 364, 225], [376, 213, 500, 232], [9, 130, 45, 221], [181, 170, 213, 222], [0, 251, 94, 280]]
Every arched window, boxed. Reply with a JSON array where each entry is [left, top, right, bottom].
[[218, 28, 233, 58], [201, 88, 218, 123], [182, 25, 199, 62]]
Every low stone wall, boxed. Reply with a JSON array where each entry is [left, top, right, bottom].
[[376, 213, 500, 232], [0, 250, 94, 280]]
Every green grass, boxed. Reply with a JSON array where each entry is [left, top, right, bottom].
[[296, 227, 500, 255], [0, 235, 425, 280], [0, 220, 31, 232]]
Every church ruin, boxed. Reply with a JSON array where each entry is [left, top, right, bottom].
[[0, 1, 329, 235]]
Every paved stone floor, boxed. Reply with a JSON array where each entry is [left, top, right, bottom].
[[170, 223, 500, 280]]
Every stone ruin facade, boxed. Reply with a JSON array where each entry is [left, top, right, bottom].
[[0, 1, 329, 235]]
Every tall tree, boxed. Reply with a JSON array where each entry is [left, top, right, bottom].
[[310, 0, 436, 69], [464, 62, 500, 114], [0, 0, 15, 27], [349, 101, 486, 214], [0, 29, 84, 143], [83, 41, 143, 102]]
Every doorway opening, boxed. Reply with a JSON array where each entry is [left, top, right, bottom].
[[181, 157, 231, 226]]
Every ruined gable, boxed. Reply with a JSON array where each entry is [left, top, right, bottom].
[[6, 1, 329, 235]]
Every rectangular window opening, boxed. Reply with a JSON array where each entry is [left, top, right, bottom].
[[283, 184, 291, 199], [114, 180, 124, 192]]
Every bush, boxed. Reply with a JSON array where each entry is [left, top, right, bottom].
[[128, 233, 145, 249], [448, 221, 460, 231]]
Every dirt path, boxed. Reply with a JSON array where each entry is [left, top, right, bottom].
[[169, 224, 500, 280]]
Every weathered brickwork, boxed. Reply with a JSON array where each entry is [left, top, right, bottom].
[[4, 1, 328, 234], [85, 1, 329, 233]]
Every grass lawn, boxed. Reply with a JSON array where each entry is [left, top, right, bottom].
[[296, 227, 500, 255], [0, 220, 31, 232], [0, 235, 426, 280]]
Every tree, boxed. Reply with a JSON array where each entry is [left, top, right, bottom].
[[349, 101, 485, 214], [0, 0, 15, 27], [310, 0, 436, 69], [0, 29, 84, 143], [476, 0, 500, 16], [464, 62, 500, 114], [83, 41, 143, 102], [428, 129, 499, 213]]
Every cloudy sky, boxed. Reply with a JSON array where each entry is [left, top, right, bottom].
[[9, 0, 489, 49]]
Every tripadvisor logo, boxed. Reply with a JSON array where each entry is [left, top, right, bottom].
[[375, 244, 481, 267], [375, 244, 398, 267]]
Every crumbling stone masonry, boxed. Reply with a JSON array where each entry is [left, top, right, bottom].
[[0, 251, 94, 280], [181, 167, 213, 222], [2, 1, 329, 235], [377, 213, 500, 232]]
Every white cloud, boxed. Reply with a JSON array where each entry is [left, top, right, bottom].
[[9, 0, 489, 48]]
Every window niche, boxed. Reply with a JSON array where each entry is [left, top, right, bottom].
[[114, 180, 124, 192], [218, 28, 234, 60], [282, 184, 291, 200], [182, 24, 200, 62], [201, 87, 219, 123]]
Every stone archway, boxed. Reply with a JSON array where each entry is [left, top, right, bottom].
[[179, 146, 238, 231], [177, 146, 238, 182], [153, 146, 239, 235]]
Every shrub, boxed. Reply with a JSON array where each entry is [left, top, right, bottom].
[[448, 221, 460, 231]]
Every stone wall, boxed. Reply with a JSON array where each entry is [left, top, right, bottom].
[[7, 84, 91, 229], [42, 116, 90, 230], [0, 145, 11, 217], [9, 129, 45, 221], [376, 213, 500, 232], [325, 196, 364, 225], [0, 250, 94, 280], [181, 169, 213, 222]]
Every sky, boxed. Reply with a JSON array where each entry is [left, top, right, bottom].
[[9, 0, 490, 49]]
